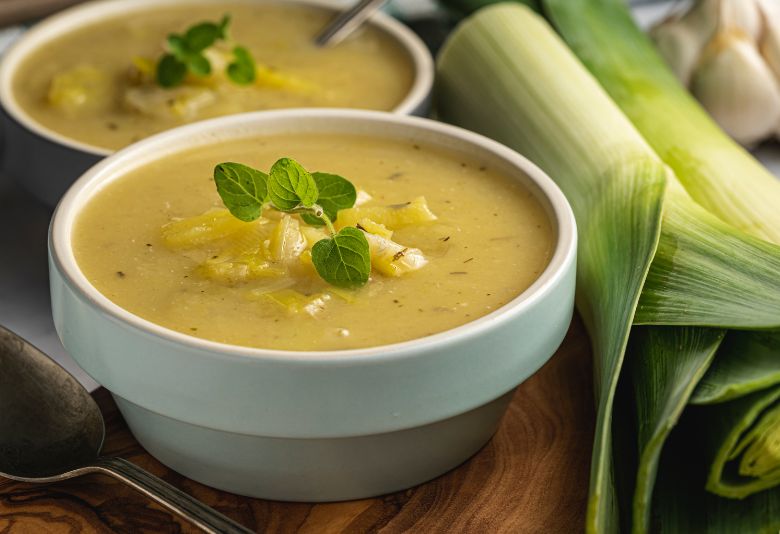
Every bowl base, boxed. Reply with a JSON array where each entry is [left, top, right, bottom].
[[112, 389, 515, 502]]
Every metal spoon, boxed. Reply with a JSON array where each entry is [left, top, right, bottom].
[[0, 325, 252, 534], [315, 0, 389, 47]]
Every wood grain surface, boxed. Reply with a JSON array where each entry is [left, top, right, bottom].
[[0, 316, 594, 534]]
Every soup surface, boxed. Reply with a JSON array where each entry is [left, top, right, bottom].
[[73, 134, 554, 351], [14, 3, 414, 150]]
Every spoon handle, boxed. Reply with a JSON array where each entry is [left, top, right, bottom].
[[91, 457, 252, 534], [314, 0, 389, 47]]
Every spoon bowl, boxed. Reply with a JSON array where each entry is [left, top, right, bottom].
[[0, 325, 103, 480], [0, 325, 251, 534]]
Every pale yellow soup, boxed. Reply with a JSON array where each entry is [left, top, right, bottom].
[[73, 134, 554, 351], [13, 3, 414, 150]]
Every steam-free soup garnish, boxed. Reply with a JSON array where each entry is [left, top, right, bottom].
[[73, 134, 554, 350]]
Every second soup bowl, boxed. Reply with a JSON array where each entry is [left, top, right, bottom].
[[0, 0, 433, 206]]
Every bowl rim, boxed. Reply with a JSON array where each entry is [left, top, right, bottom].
[[50, 108, 577, 363], [0, 0, 434, 157]]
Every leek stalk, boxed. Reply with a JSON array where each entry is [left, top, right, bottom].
[[436, 4, 780, 533], [540, 0, 780, 528], [543, 0, 780, 245]]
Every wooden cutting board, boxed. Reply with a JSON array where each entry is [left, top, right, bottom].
[[0, 316, 594, 533]]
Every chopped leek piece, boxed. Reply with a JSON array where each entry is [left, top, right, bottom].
[[161, 208, 250, 248], [336, 197, 437, 230]]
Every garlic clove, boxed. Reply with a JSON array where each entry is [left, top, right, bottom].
[[756, 0, 780, 139], [691, 30, 780, 145], [757, 0, 780, 79], [680, 0, 721, 41], [718, 0, 763, 42], [651, 18, 706, 84], [651, 0, 720, 85]]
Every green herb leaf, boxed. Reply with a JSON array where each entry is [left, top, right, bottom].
[[156, 14, 245, 89], [157, 54, 188, 87], [187, 54, 211, 76], [217, 14, 231, 39], [214, 162, 269, 222], [268, 158, 319, 210], [301, 172, 356, 226], [311, 227, 371, 288], [227, 46, 256, 85], [184, 21, 223, 52], [167, 35, 188, 58]]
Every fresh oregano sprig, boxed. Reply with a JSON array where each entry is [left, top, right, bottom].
[[156, 15, 257, 88], [214, 158, 369, 288]]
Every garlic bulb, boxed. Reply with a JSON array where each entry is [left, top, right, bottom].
[[651, 0, 780, 146]]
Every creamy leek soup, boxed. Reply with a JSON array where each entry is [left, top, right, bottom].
[[13, 3, 414, 150], [72, 134, 554, 350]]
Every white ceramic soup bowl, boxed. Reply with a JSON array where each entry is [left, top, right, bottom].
[[0, 0, 433, 207], [49, 109, 577, 502]]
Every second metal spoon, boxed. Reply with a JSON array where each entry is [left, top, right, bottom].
[[315, 0, 389, 47]]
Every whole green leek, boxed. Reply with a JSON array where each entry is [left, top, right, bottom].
[[436, 4, 780, 533]]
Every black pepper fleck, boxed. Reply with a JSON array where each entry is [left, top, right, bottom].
[[392, 248, 408, 262]]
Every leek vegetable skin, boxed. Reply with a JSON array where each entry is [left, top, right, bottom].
[[542, 0, 780, 522], [542, 0, 780, 245], [436, 4, 780, 533]]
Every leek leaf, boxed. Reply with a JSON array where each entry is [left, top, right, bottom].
[[437, 5, 780, 533], [437, 8, 665, 531], [652, 404, 780, 533], [693, 332, 780, 405], [636, 190, 780, 328], [543, 0, 780, 245], [627, 326, 725, 532], [706, 387, 780, 498]]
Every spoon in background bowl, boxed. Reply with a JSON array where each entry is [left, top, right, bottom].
[[0, 324, 252, 534], [315, 0, 389, 47]]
